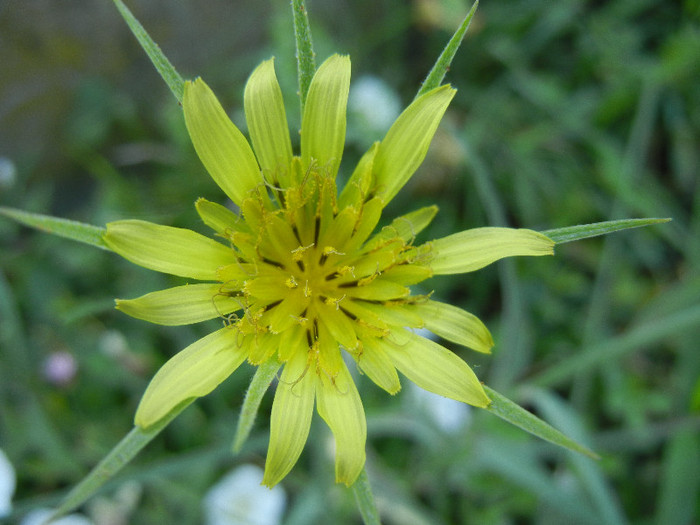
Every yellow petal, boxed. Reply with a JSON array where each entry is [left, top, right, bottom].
[[104, 220, 233, 280], [382, 329, 490, 407], [338, 142, 379, 208], [263, 352, 316, 487], [135, 327, 246, 427], [244, 59, 293, 180], [316, 361, 366, 486], [356, 336, 401, 394], [195, 198, 243, 236], [183, 78, 261, 206], [301, 55, 351, 178], [429, 227, 555, 274], [408, 300, 494, 353], [116, 283, 242, 325], [373, 85, 455, 203]]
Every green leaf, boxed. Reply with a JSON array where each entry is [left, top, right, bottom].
[[232, 357, 281, 452], [291, 0, 316, 113], [416, 0, 479, 98], [483, 385, 600, 459], [0, 206, 109, 250], [49, 400, 192, 521], [112, 0, 185, 103], [351, 467, 381, 525], [543, 218, 671, 244]]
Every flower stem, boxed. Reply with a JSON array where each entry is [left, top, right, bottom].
[[291, 0, 316, 113], [352, 467, 381, 525]]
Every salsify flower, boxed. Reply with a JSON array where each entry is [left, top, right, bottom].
[[103, 55, 554, 487]]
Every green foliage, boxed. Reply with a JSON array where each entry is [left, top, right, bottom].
[[0, 0, 697, 523]]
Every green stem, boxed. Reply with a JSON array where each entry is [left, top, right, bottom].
[[352, 467, 381, 525], [291, 0, 316, 113]]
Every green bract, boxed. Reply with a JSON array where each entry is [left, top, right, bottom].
[[103, 54, 555, 487]]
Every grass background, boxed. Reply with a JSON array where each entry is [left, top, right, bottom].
[[1, 0, 699, 523]]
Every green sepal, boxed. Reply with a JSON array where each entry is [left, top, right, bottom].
[[112, 0, 185, 102], [0, 206, 109, 250], [543, 218, 671, 244], [483, 385, 599, 459]]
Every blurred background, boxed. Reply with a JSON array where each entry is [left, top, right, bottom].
[[1, 0, 698, 523]]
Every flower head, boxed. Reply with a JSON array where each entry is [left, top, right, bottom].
[[103, 55, 554, 487]]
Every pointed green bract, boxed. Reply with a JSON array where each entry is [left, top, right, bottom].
[[50, 400, 192, 522], [483, 386, 600, 459], [417, 0, 479, 98], [112, 0, 185, 102], [301, 54, 351, 178], [383, 330, 490, 407], [373, 85, 456, 204], [135, 327, 246, 428], [409, 300, 494, 353], [543, 218, 671, 244], [317, 361, 367, 486], [263, 352, 316, 487], [244, 59, 293, 179], [429, 227, 555, 274], [116, 284, 241, 325], [104, 220, 233, 280], [183, 78, 261, 206], [291, 0, 316, 111], [0, 206, 109, 250]]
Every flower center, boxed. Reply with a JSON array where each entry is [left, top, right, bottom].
[[215, 162, 429, 371]]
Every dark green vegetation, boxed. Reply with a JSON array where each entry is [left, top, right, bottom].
[[1, 0, 698, 523]]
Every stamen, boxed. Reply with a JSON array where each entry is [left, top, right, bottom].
[[291, 243, 314, 262], [324, 295, 346, 310]]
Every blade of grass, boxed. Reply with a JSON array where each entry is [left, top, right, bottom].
[[532, 304, 700, 387], [0, 207, 109, 251], [527, 389, 626, 525], [416, 0, 479, 98], [654, 428, 700, 525], [112, 0, 185, 102]]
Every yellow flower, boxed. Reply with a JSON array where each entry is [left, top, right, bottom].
[[103, 55, 554, 487]]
